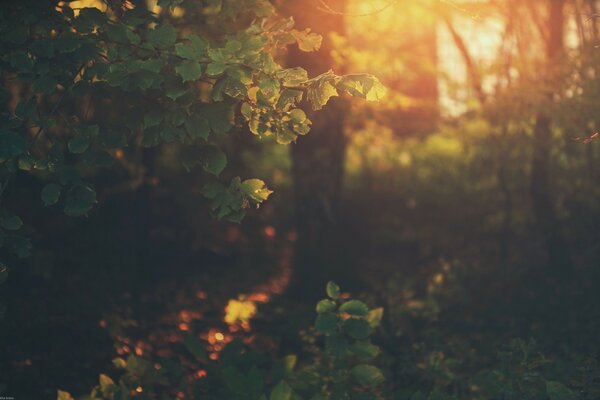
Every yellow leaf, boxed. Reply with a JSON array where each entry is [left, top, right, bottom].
[[57, 390, 74, 400], [224, 297, 257, 325]]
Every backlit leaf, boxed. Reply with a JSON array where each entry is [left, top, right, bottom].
[[315, 313, 338, 334], [147, 23, 177, 49], [339, 300, 369, 316], [64, 185, 97, 217], [351, 365, 385, 387], [41, 183, 61, 206], [57, 390, 74, 400], [240, 179, 272, 204], [200, 145, 227, 176], [176, 60, 203, 82], [270, 381, 293, 400], [291, 29, 322, 52], [1, 216, 23, 231], [326, 281, 340, 299]]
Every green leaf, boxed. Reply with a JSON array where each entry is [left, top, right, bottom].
[[64, 185, 97, 217], [176, 60, 203, 82], [99, 374, 115, 391], [205, 102, 235, 135], [106, 24, 139, 45], [307, 72, 339, 110], [366, 307, 384, 328], [546, 381, 577, 400], [15, 99, 36, 119], [74, 7, 107, 33], [158, 0, 184, 7], [200, 145, 227, 176], [206, 62, 227, 76], [282, 355, 298, 373], [1, 216, 23, 231], [315, 313, 338, 334], [41, 184, 61, 206], [175, 34, 207, 59], [316, 299, 337, 314], [9, 51, 34, 73], [252, 0, 275, 17], [18, 154, 35, 171], [276, 89, 303, 111], [165, 78, 188, 100], [277, 67, 308, 87], [213, 77, 248, 101], [343, 318, 373, 339], [33, 76, 58, 94], [351, 340, 380, 360], [112, 357, 127, 369], [203, 180, 225, 199], [351, 365, 385, 387], [326, 281, 340, 299], [291, 29, 322, 52], [240, 179, 273, 204], [325, 333, 347, 357], [185, 114, 210, 140], [270, 381, 293, 400], [338, 74, 386, 101], [7, 235, 31, 258], [57, 390, 74, 400], [147, 23, 177, 49], [68, 135, 91, 154], [125, 355, 153, 376], [339, 300, 369, 316], [184, 334, 207, 360], [289, 109, 307, 123]]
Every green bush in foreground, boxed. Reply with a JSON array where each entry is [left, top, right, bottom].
[[57, 282, 387, 400]]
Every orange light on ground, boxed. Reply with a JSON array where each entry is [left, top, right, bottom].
[[209, 353, 218, 360], [114, 148, 124, 159], [195, 369, 207, 379], [196, 290, 208, 300], [135, 386, 143, 393], [135, 346, 143, 356], [226, 226, 241, 243], [248, 292, 270, 303], [263, 225, 276, 238], [178, 323, 189, 332], [287, 231, 298, 242], [179, 310, 191, 322], [224, 297, 257, 325]]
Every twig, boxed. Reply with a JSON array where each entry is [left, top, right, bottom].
[[316, 0, 397, 16], [572, 132, 599, 144], [32, 64, 86, 146]]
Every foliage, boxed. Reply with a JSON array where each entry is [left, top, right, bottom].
[[57, 282, 386, 400], [0, 0, 384, 293]]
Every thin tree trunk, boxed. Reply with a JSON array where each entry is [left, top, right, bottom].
[[530, 0, 573, 277], [281, 0, 352, 295]]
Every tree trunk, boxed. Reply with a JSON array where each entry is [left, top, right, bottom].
[[530, 0, 572, 277], [280, 0, 353, 296]]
